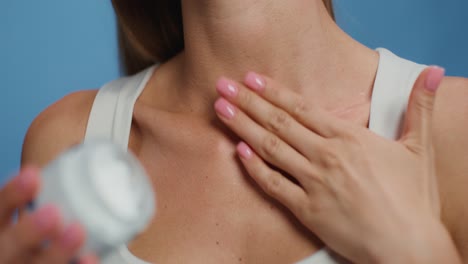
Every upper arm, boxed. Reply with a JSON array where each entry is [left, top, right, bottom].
[[432, 76, 468, 261], [21, 90, 98, 168]]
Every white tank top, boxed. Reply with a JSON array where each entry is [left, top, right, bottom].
[[84, 48, 426, 264]]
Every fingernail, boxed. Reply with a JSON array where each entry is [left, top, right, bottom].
[[61, 223, 82, 250], [76, 255, 98, 264], [15, 168, 36, 191], [425, 66, 445, 92], [34, 205, 59, 232], [215, 98, 236, 119], [237, 142, 253, 160], [244, 72, 266, 92], [216, 78, 238, 98]]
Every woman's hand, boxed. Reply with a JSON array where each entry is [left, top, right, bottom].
[[214, 67, 461, 263], [0, 167, 97, 264]]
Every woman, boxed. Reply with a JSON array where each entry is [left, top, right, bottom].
[[1, 0, 467, 263]]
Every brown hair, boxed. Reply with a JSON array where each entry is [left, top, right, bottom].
[[113, 1, 335, 75]]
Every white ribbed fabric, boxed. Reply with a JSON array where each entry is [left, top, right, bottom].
[[85, 48, 426, 264], [84, 65, 157, 150], [369, 48, 427, 139]]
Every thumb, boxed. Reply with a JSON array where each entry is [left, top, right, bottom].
[[400, 66, 445, 152]]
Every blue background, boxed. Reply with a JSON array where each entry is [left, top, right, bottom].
[[1, 0, 467, 183]]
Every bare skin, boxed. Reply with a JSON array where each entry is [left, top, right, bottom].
[[214, 67, 460, 263], [18, 0, 468, 263]]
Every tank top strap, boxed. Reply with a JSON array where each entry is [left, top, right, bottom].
[[369, 48, 427, 139], [84, 65, 157, 150]]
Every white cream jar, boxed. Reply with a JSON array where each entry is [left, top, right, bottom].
[[35, 140, 155, 257]]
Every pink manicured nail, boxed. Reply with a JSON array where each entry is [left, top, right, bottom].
[[425, 66, 445, 92], [216, 78, 238, 98], [60, 223, 83, 250], [33, 205, 59, 232], [79, 255, 99, 264], [237, 142, 253, 160], [215, 98, 236, 119], [15, 168, 36, 191], [244, 72, 266, 92]]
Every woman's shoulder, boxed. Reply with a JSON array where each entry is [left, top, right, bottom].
[[433, 75, 468, 164], [21, 89, 98, 167], [439, 76, 468, 95], [434, 76, 468, 130], [432, 76, 468, 256]]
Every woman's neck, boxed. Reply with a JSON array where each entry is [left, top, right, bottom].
[[163, 0, 378, 117]]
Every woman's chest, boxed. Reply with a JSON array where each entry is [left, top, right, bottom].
[[127, 118, 322, 263]]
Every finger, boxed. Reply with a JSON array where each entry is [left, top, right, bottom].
[[0, 167, 41, 229], [34, 222, 86, 264], [243, 72, 347, 137], [78, 254, 99, 264], [237, 142, 308, 214], [216, 77, 325, 158], [214, 98, 314, 185], [0, 205, 61, 263], [401, 66, 445, 153]]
